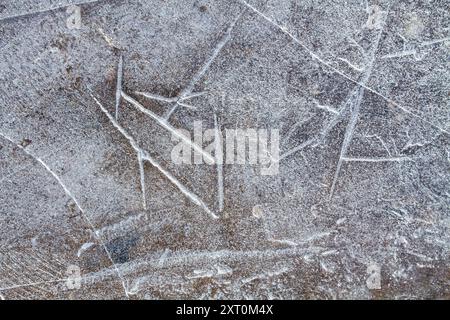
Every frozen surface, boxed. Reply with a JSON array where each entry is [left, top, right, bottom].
[[0, 0, 449, 299]]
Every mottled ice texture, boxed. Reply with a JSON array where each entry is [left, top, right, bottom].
[[0, 0, 449, 299]]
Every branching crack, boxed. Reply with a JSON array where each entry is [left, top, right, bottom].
[[91, 93, 218, 219]]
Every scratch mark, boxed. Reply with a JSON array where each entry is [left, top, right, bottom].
[[214, 114, 224, 212], [158, 249, 170, 268], [329, 88, 365, 199], [382, 37, 449, 59], [406, 250, 433, 262], [313, 100, 339, 115], [348, 37, 365, 54], [321, 249, 338, 256], [179, 91, 207, 101], [342, 156, 412, 162], [92, 93, 147, 209], [135, 91, 178, 103], [421, 37, 450, 46], [337, 57, 364, 72], [381, 49, 416, 59], [0, 266, 118, 293], [137, 150, 147, 210], [115, 54, 123, 120], [77, 242, 95, 257], [283, 116, 312, 144], [268, 238, 298, 246], [279, 138, 316, 161], [365, 134, 391, 156], [176, 101, 196, 110], [79, 246, 326, 279], [187, 269, 215, 279]]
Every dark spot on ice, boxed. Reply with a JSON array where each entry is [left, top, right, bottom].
[[106, 234, 139, 264]]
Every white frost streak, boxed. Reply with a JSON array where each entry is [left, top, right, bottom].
[[342, 157, 412, 162], [214, 114, 224, 213], [135, 91, 177, 103], [313, 100, 339, 115], [137, 150, 147, 210], [77, 242, 95, 257], [115, 54, 123, 120]]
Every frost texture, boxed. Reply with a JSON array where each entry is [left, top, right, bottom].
[[0, 0, 449, 299]]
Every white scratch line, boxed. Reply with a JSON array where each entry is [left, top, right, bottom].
[[268, 238, 298, 246], [179, 91, 207, 101], [421, 37, 450, 46], [92, 93, 146, 210], [365, 134, 391, 156], [342, 157, 412, 162], [98, 27, 121, 50], [279, 139, 316, 161], [158, 249, 170, 268], [77, 242, 95, 257], [337, 57, 364, 72], [115, 54, 123, 120], [329, 88, 365, 199], [176, 101, 196, 110], [214, 114, 224, 212], [135, 91, 177, 103], [381, 49, 416, 59], [0, 268, 118, 292], [382, 37, 450, 59], [137, 150, 147, 210]]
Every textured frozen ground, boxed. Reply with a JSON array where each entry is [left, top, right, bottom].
[[0, 0, 449, 299]]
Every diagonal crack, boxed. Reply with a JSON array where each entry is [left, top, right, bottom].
[[329, 4, 390, 199]]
